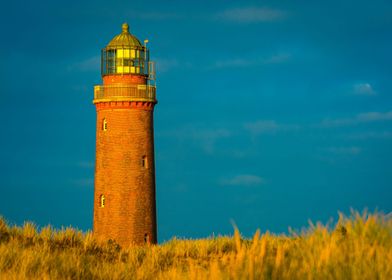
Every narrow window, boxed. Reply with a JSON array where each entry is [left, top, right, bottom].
[[144, 233, 150, 244], [100, 194, 105, 208], [102, 118, 107, 131], [141, 156, 148, 168]]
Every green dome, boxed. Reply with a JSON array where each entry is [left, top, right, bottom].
[[106, 23, 143, 49]]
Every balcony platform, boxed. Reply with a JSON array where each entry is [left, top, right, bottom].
[[93, 84, 156, 104]]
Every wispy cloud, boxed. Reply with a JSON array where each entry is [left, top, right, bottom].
[[213, 58, 253, 68], [219, 174, 264, 186], [211, 53, 291, 69], [159, 126, 232, 154], [160, 119, 301, 155], [326, 146, 362, 155], [343, 131, 392, 140], [155, 58, 180, 73], [353, 83, 377, 96], [320, 110, 392, 127], [192, 128, 232, 154], [155, 58, 193, 73], [244, 120, 279, 134], [68, 56, 100, 72], [316, 146, 362, 164], [357, 111, 392, 122], [216, 7, 287, 23], [244, 120, 300, 135], [320, 117, 355, 127], [263, 53, 292, 64]]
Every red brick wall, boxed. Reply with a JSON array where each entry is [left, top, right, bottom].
[[103, 74, 146, 85], [93, 75, 157, 247]]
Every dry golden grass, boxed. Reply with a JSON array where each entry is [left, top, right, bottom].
[[0, 210, 391, 279]]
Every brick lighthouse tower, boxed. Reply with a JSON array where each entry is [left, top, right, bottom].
[[93, 23, 157, 246]]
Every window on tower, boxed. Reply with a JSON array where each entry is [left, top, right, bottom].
[[102, 118, 107, 131], [141, 156, 148, 168], [100, 195, 105, 208], [144, 233, 150, 244]]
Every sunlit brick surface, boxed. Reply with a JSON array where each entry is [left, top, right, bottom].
[[93, 74, 157, 247]]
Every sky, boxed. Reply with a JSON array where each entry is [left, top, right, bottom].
[[0, 0, 391, 242]]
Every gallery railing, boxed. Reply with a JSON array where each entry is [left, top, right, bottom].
[[93, 84, 156, 103]]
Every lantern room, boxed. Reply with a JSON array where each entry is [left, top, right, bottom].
[[101, 23, 154, 78]]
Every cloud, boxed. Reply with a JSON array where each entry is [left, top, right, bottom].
[[320, 110, 392, 127], [216, 7, 286, 23], [263, 53, 292, 64], [244, 120, 300, 135], [159, 126, 232, 154], [68, 56, 100, 72], [155, 58, 180, 73], [219, 174, 264, 186], [213, 58, 253, 68], [353, 83, 377, 96], [212, 53, 291, 69], [316, 146, 362, 164], [357, 111, 392, 122], [190, 128, 232, 154], [244, 120, 279, 134], [326, 146, 362, 155], [343, 131, 392, 140], [155, 58, 193, 73], [320, 118, 355, 127]]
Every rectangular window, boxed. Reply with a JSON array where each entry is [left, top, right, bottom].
[[103, 118, 107, 131], [100, 194, 105, 208], [141, 156, 148, 168]]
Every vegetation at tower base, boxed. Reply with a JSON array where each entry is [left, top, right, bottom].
[[0, 210, 391, 279]]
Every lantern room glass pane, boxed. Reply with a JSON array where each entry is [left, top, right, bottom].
[[107, 50, 116, 74], [116, 58, 123, 66], [124, 59, 132, 66], [102, 48, 150, 76], [117, 49, 124, 58]]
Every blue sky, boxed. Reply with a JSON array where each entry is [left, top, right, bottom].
[[0, 0, 391, 242]]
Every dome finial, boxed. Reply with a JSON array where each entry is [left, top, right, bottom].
[[122, 23, 129, 33], [106, 23, 142, 48]]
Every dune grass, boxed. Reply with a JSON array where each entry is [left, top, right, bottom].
[[0, 210, 391, 279]]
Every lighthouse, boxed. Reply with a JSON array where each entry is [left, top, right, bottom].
[[92, 23, 157, 246]]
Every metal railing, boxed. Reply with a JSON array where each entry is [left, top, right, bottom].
[[93, 84, 156, 103]]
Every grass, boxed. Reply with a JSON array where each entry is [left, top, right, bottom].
[[0, 210, 391, 279]]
